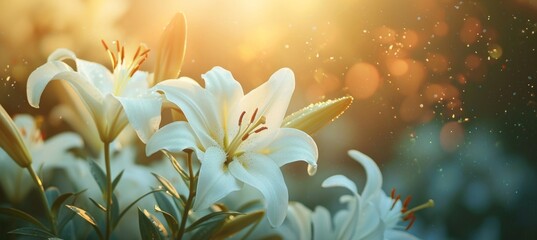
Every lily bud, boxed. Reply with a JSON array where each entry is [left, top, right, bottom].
[[153, 12, 187, 84], [0, 104, 32, 168], [282, 95, 353, 135]]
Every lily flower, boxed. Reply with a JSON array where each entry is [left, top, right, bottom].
[[146, 66, 318, 227], [0, 114, 83, 203], [27, 41, 162, 143], [312, 150, 432, 240]]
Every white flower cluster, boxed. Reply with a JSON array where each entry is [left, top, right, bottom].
[[0, 13, 430, 240]]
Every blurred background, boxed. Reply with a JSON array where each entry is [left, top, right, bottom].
[[1, 0, 536, 239]]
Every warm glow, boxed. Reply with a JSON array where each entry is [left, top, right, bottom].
[[345, 62, 381, 99]]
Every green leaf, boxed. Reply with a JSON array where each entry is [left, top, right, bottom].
[[154, 205, 179, 237], [51, 192, 75, 218], [152, 173, 181, 200], [65, 205, 103, 240], [190, 218, 225, 240], [111, 193, 120, 225], [112, 169, 125, 190], [57, 208, 76, 234], [0, 207, 48, 230], [186, 211, 242, 232], [213, 210, 265, 239], [115, 189, 165, 228], [45, 187, 60, 209], [138, 208, 168, 240], [88, 159, 107, 195], [56, 189, 86, 233], [89, 198, 106, 212], [9, 226, 55, 238], [153, 190, 179, 219]]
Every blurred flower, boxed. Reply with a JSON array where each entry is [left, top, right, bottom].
[[0, 114, 83, 203], [312, 150, 428, 240], [27, 46, 162, 143], [146, 66, 318, 227]]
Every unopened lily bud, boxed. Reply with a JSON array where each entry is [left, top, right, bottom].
[[0, 104, 32, 168], [153, 12, 187, 84], [282, 95, 353, 135]]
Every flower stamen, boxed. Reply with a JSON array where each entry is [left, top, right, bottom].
[[391, 188, 434, 230], [101, 40, 150, 95], [226, 108, 268, 159]]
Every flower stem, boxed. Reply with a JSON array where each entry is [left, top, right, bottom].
[[177, 151, 195, 239], [104, 142, 113, 240], [27, 166, 57, 235]]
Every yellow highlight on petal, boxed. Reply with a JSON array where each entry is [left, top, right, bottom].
[[0, 104, 32, 168], [153, 12, 187, 84], [282, 95, 353, 135]]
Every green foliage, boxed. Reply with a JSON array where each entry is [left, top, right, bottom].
[[138, 208, 168, 240], [9, 226, 56, 239], [152, 172, 181, 200], [66, 205, 103, 240], [213, 210, 265, 239], [0, 207, 48, 230]]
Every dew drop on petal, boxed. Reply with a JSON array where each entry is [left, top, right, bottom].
[[307, 164, 318, 176]]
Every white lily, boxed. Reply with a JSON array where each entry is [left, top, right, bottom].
[[312, 150, 427, 240], [27, 42, 162, 143], [146, 66, 318, 227], [0, 114, 83, 203]]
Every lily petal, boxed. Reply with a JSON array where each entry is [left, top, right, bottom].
[[47, 48, 114, 94], [385, 229, 420, 240], [202, 66, 244, 133], [312, 206, 335, 240], [322, 175, 358, 196], [261, 128, 318, 170], [27, 62, 103, 112], [155, 78, 220, 147], [229, 153, 288, 227], [237, 68, 295, 133], [123, 71, 150, 98], [146, 121, 200, 156], [75, 59, 114, 94], [284, 202, 312, 240], [194, 146, 241, 210], [116, 94, 162, 143], [348, 150, 382, 199]]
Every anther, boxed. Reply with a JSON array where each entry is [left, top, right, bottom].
[[101, 39, 109, 50], [115, 40, 120, 52], [391, 188, 395, 199], [242, 133, 250, 141], [132, 46, 142, 61], [391, 194, 401, 210], [250, 108, 259, 123], [403, 196, 412, 212], [121, 46, 125, 62], [405, 213, 416, 230], [238, 111, 246, 126], [254, 126, 268, 133]]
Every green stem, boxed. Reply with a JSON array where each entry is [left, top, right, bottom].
[[104, 142, 113, 240], [177, 151, 195, 239], [27, 166, 57, 235]]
